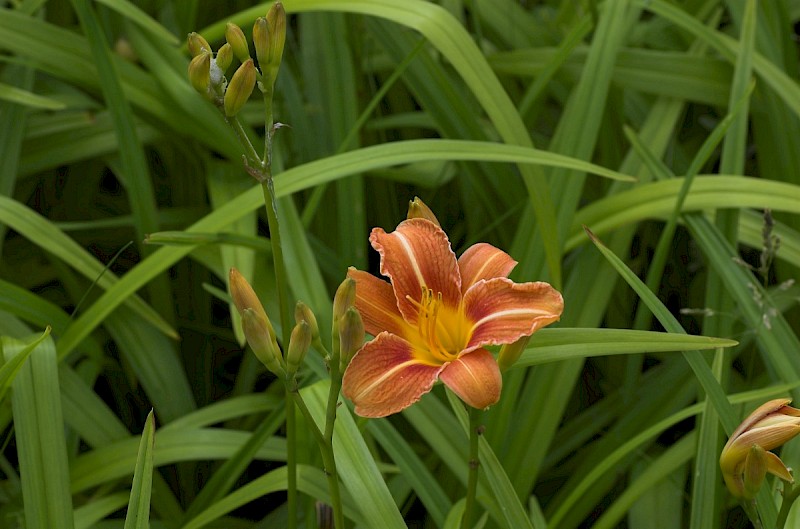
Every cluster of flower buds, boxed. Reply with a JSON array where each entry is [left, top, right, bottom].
[[187, 2, 286, 117], [229, 268, 364, 379], [720, 399, 800, 499]]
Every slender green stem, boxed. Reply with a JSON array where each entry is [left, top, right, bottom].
[[776, 480, 800, 529], [285, 388, 297, 529], [461, 406, 483, 529]]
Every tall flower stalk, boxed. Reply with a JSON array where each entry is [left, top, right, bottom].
[[189, 6, 354, 527]]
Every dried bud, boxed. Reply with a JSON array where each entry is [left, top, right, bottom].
[[242, 308, 284, 377], [407, 196, 440, 226], [338, 307, 364, 371], [225, 22, 250, 63], [188, 52, 211, 94], [295, 301, 320, 344], [497, 336, 530, 372], [215, 43, 233, 73], [333, 276, 356, 323], [286, 320, 312, 376], [224, 59, 256, 117], [188, 32, 212, 58]]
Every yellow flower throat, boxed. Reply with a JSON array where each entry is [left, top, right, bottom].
[[408, 288, 469, 364]]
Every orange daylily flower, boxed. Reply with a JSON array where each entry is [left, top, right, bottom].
[[341, 208, 564, 418], [720, 399, 800, 499]]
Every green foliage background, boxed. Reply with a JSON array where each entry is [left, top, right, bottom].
[[1, 0, 800, 527]]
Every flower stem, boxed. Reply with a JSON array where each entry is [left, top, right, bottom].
[[461, 406, 483, 529], [776, 480, 800, 528], [285, 387, 297, 529], [323, 362, 346, 529]]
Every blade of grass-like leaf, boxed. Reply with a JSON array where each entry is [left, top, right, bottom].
[[584, 227, 738, 431], [3, 333, 74, 529], [0, 327, 50, 403], [302, 379, 406, 528], [124, 409, 155, 529], [566, 176, 800, 251], [0, 82, 65, 109], [368, 419, 452, 527], [55, 138, 626, 359], [93, 0, 178, 44], [70, 428, 286, 493], [0, 195, 176, 339], [547, 384, 796, 528], [70, 0, 171, 318], [515, 328, 737, 367], [641, 0, 800, 120], [74, 492, 130, 529], [445, 390, 537, 529], [181, 465, 365, 529]]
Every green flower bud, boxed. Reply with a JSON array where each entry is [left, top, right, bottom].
[[333, 277, 356, 323], [407, 196, 440, 226], [224, 58, 256, 116], [295, 301, 320, 344], [252, 17, 269, 70], [215, 43, 233, 73], [497, 335, 530, 372], [187, 32, 212, 58], [338, 307, 364, 371], [225, 22, 250, 63], [265, 2, 286, 77], [286, 320, 312, 377], [188, 51, 211, 94], [242, 308, 285, 377]]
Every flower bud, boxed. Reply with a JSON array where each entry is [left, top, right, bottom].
[[265, 3, 286, 77], [242, 308, 284, 377], [338, 307, 364, 371], [229, 268, 267, 320], [188, 32, 211, 58], [286, 320, 312, 376], [720, 398, 800, 498], [215, 43, 233, 73], [252, 17, 269, 70], [333, 276, 356, 323], [497, 336, 530, 372], [407, 196, 440, 226], [188, 52, 211, 94], [295, 301, 320, 344], [224, 59, 256, 117], [225, 22, 250, 63]]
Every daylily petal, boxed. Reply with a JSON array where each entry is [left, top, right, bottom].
[[370, 218, 461, 324], [725, 399, 792, 449], [464, 278, 563, 350], [342, 332, 444, 418], [439, 348, 501, 410], [347, 267, 409, 338], [765, 450, 794, 482], [458, 243, 517, 292]]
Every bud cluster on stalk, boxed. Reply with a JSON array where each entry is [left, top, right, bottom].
[[186, 2, 286, 117], [228, 268, 364, 381]]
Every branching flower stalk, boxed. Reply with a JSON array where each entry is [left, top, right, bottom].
[[193, 5, 352, 528]]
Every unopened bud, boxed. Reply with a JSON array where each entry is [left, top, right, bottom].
[[229, 268, 267, 320], [497, 336, 530, 372], [338, 307, 364, 371], [188, 32, 212, 57], [407, 196, 440, 226], [225, 22, 250, 63], [215, 43, 233, 73], [224, 59, 256, 116], [333, 276, 356, 323], [242, 308, 284, 377], [286, 320, 312, 376], [295, 301, 320, 343], [265, 3, 286, 77], [252, 17, 269, 70], [188, 52, 211, 94]]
